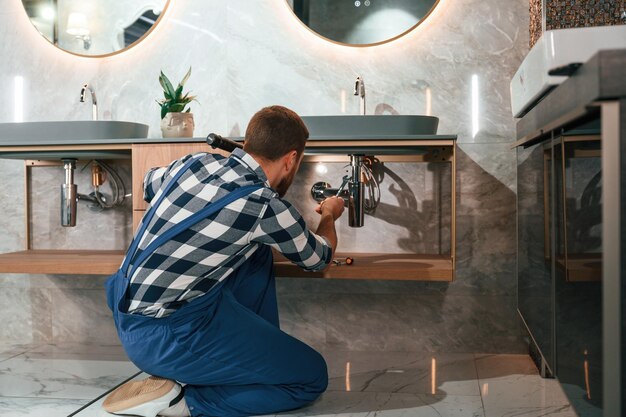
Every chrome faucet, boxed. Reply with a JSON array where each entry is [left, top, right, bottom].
[[354, 76, 366, 115], [80, 84, 98, 120]]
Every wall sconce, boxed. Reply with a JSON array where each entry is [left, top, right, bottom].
[[66, 12, 91, 50]]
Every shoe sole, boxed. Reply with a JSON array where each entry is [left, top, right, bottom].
[[104, 380, 184, 417]]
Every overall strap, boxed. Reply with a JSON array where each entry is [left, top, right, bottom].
[[121, 155, 204, 276], [127, 184, 263, 279]]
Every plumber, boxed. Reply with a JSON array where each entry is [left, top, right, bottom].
[[102, 105, 344, 417]]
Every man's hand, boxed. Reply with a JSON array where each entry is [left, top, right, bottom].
[[314, 197, 343, 270], [315, 196, 345, 220]]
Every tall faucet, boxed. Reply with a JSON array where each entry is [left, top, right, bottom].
[[80, 84, 98, 120], [354, 76, 366, 115]]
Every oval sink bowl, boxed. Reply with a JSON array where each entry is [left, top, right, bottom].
[[0, 120, 149, 144], [301, 115, 439, 139]]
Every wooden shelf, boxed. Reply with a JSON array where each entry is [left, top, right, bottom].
[[556, 253, 602, 282], [274, 252, 453, 281], [0, 250, 125, 275], [0, 250, 453, 281]]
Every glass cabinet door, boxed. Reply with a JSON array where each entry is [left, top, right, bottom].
[[517, 140, 555, 374], [554, 135, 603, 413]]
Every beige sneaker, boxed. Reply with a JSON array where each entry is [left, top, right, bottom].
[[102, 376, 184, 417]]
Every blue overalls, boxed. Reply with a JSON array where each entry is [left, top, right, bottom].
[[105, 155, 328, 417]]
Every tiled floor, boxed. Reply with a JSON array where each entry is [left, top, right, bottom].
[[0, 343, 585, 417]]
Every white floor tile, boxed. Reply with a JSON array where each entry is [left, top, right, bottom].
[[258, 391, 485, 417], [0, 397, 87, 417], [324, 351, 479, 395], [0, 354, 138, 400], [484, 405, 577, 417], [475, 354, 573, 413]]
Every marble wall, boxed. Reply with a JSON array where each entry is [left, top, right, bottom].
[[0, 0, 529, 353]]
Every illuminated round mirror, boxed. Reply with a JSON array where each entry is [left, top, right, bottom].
[[287, 0, 439, 46], [21, 0, 169, 57]]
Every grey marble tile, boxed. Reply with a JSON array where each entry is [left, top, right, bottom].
[[0, 354, 138, 399], [276, 277, 449, 296], [324, 293, 525, 353], [456, 144, 517, 198], [0, 343, 40, 363], [29, 161, 133, 251], [0, 397, 88, 417], [0, 159, 26, 255], [26, 343, 128, 362], [278, 294, 327, 352], [0, 274, 111, 290], [324, 351, 479, 396], [50, 289, 119, 345], [0, 287, 52, 344]]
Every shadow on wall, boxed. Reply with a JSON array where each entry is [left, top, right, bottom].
[[278, 146, 522, 353]]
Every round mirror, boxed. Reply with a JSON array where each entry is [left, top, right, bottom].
[[21, 0, 169, 57], [287, 0, 438, 46]]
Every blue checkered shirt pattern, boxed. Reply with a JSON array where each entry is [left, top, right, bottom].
[[125, 148, 332, 318]]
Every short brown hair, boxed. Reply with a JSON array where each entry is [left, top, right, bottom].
[[243, 105, 309, 161]]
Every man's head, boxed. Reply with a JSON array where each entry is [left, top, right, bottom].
[[243, 105, 309, 197]]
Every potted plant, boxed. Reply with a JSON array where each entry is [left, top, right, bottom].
[[157, 67, 197, 138]]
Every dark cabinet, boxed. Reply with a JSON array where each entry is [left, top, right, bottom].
[[517, 130, 604, 414]]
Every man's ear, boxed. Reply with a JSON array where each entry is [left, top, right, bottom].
[[284, 150, 298, 172]]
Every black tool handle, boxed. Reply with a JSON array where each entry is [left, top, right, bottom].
[[206, 133, 243, 152]]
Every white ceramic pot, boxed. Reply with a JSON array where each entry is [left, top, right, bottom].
[[160, 112, 195, 138]]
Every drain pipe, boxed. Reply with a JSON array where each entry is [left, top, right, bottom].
[[61, 159, 78, 227]]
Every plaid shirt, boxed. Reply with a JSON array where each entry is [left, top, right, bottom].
[[126, 148, 332, 318]]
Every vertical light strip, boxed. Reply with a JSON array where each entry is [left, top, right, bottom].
[[425, 87, 432, 116], [431, 357, 436, 394], [345, 362, 351, 391], [471, 74, 479, 138], [14, 76, 24, 122]]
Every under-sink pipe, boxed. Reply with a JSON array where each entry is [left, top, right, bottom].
[[348, 155, 365, 227], [310, 154, 371, 228], [61, 159, 78, 227]]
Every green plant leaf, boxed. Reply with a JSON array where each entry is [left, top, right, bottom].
[[174, 84, 183, 101], [160, 101, 171, 119], [158, 67, 195, 118], [170, 103, 185, 113], [180, 67, 192, 87], [159, 71, 176, 99]]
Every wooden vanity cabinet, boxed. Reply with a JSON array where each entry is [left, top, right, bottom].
[[0, 138, 457, 281], [131, 143, 229, 231]]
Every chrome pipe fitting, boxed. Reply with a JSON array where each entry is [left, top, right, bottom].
[[61, 159, 78, 227]]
